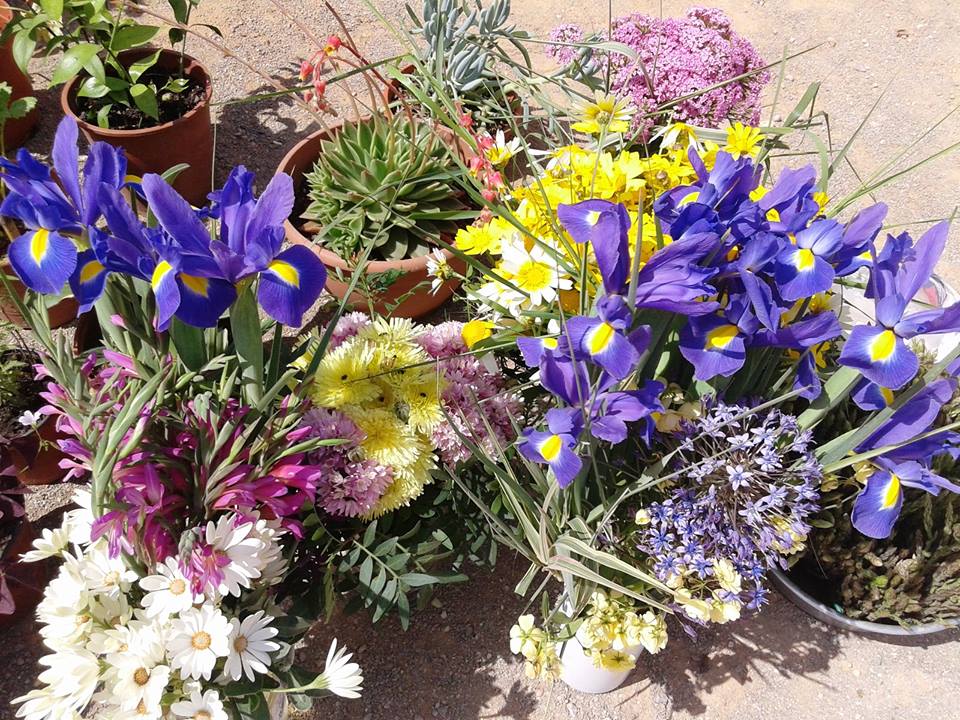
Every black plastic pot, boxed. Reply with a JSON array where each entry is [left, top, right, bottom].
[[770, 567, 960, 641]]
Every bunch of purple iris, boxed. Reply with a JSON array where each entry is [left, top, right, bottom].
[[635, 403, 822, 612], [0, 117, 327, 330]]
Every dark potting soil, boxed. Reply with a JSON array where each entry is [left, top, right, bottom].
[[0, 349, 45, 439], [76, 73, 206, 130]]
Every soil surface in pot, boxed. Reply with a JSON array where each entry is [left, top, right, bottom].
[[76, 71, 205, 130], [0, 349, 44, 438]]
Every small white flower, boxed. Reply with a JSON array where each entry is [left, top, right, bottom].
[[426, 249, 452, 295], [139, 557, 202, 619], [63, 488, 95, 546], [318, 638, 363, 699], [170, 687, 228, 720], [203, 515, 268, 598], [20, 648, 99, 717], [224, 610, 280, 682], [17, 409, 43, 427], [21, 526, 71, 563], [486, 129, 522, 166], [80, 541, 138, 596], [12, 686, 82, 720], [166, 604, 231, 681], [110, 653, 170, 714]]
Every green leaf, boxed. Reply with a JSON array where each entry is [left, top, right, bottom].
[[170, 319, 206, 370], [164, 77, 190, 94], [11, 33, 36, 75], [96, 104, 113, 129], [51, 43, 101, 86], [7, 96, 37, 120], [229, 287, 264, 402], [77, 76, 111, 99], [130, 83, 159, 119], [128, 50, 161, 83], [112, 25, 160, 51], [39, 0, 64, 16], [168, 0, 189, 22]]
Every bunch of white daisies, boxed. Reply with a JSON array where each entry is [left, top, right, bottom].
[[13, 489, 363, 720]]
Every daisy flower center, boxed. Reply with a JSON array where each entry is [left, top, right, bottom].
[[191, 631, 212, 650], [104, 570, 121, 586], [234, 635, 249, 653], [169, 578, 187, 595], [514, 261, 552, 293], [194, 713, 212, 720], [133, 667, 150, 686]]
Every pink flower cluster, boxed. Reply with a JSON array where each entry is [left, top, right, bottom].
[[301, 408, 393, 518], [417, 322, 521, 467], [548, 7, 768, 134]]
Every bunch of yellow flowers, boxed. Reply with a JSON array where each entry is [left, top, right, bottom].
[[457, 121, 766, 327], [509, 614, 562, 681], [575, 590, 669, 671], [310, 318, 444, 515]]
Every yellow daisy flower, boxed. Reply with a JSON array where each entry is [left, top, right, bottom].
[[724, 122, 763, 159], [571, 93, 633, 135]]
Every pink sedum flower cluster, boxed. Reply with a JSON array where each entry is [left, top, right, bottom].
[[548, 7, 768, 135]]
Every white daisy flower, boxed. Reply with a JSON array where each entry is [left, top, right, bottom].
[[80, 541, 138, 596], [21, 525, 71, 563], [170, 687, 230, 720], [250, 520, 287, 587], [318, 638, 363, 699], [139, 557, 202, 619], [12, 686, 81, 720], [202, 515, 268, 598], [485, 129, 522, 166], [499, 237, 571, 308], [37, 556, 92, 650], [224, 610, 280, 682], [64, 488, 95, 546], [30, 648, 99, 715], [170, 687, 229, 720], [166, 604, 231, 681], [426, 249, 453, 294], [110, 653, 170, 714]]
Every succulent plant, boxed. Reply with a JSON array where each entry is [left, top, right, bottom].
[[406, 0, 525, 98], [302, 114, 471, 262]]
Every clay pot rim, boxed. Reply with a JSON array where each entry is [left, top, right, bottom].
[[277, 117, 462, 273], [0, 5, 12, 29], [60, 47, 213, 139]]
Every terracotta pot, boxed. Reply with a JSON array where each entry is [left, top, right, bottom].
[[276, 120, 468, 320], [0, 258, 78, 329], [60, 48, 213, 206], [0, 518, 46, 625], [0, 4, 38, 150], [9, 413, 67, 487]]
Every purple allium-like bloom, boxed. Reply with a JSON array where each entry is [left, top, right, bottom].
[[551, 7, 768, 136], [302, 408, 393, 518], [634, 402, 821, 616], [418, 322, 522, 466]]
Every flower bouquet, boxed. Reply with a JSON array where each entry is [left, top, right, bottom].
[[445, 107, 960, 688], [2, 118, 365, 719]]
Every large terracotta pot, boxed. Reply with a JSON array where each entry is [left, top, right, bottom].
[[61, 48, 213, 206], [276, 120, 467, 320], [0, 258, 78, 329], [0, 4, 38, 150], [10, 415, 68, 486], [0, 518, 45, 625]]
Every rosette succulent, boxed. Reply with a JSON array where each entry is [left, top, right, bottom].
[[302, 113, 470, 261]]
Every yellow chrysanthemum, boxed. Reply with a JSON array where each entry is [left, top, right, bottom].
[[398, 378, 445, 433], [312, 341, 380, 408], [348, 406, 419, 469], [456, 223, 502, 256], [370, 442, 436, 515]]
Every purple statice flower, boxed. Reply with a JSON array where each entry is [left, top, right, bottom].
[[633, 402, 821, 617], [417, 322, 522, 466], [551, 7, 768, 135], [547, 24, 585, 66], [301, 408, 393, 518]]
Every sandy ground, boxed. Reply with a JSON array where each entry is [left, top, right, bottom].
[[5, 0, 960, 718]]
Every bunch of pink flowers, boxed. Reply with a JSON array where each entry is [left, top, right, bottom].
[[549, 7, 768, 135]]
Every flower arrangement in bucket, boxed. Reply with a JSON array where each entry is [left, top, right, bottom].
[[448, 94, 960, 689], [0, 117, 369, 719]]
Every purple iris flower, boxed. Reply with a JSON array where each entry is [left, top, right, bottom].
[[850, 378, 960, 538], [839, 221, 960, 389], [565, 294, 651, 379], [143, 166, 327, 328], [0, 117, 127, 296], [656, 150, 759, 226], [517, 407, 583, 488], [556, 199, 631, 294]]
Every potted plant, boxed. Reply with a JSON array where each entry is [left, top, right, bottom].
[[7, 0, 215, 204], [0, 464, 43, 625], [279, 111, 476, 319], [0, 3, 37, 149]]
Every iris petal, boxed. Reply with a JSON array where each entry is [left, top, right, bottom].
[[256, 245, 327, 326], [8, 228, 78, 294], [851, 470, 903, 539], [678, 314, 746, 380], [69, 249, 108, 313], [838, 325, 918, 390]]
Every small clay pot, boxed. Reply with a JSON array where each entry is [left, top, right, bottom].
[[0, 258, 78, 330], [61, 48, 214, 206], [0, 4, 38, 150], [276, 119, 468, 320], [10, 415, 68, 486], [0, 518, 46, 625]]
